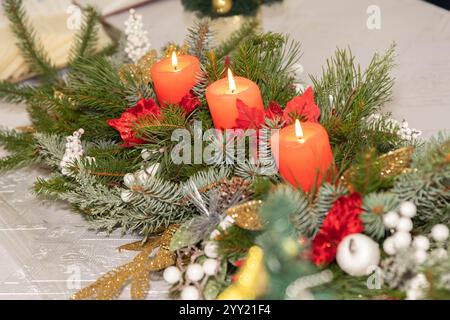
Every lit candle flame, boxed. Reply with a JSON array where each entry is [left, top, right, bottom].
[[228, 68, 236, 93], [171, 51, 178, 70], [295, 119, 305, 143]]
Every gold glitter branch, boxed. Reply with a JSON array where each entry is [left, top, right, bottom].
[[72, 225, 178, 300]]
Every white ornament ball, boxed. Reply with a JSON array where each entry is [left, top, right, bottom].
[[413, 235, 430, 251], [383, 211, 400, 229], [120, 190, 134, 203], [202, 259, 220, 276], [414, 249, 428, 265], [163, 266, 181, 284], [186, 264, 204, 282], [383, 236, 397, 256], [180, 285, 200, 300], [397, 217, 413, 232], [393, 231, 412, 250], [336, 234, 380, 277], [431, 224, 449, 242], [136, 170, 149, 185], [204, 242, 219, 259], [141, 149, 152, 160], [123, 173, 136, 187], [399, 201, 416, 218]]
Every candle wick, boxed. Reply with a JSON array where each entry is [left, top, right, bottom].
[[231, 89, 236, 94], [298, 137, 305, 144], [174, 66, 178, 71]]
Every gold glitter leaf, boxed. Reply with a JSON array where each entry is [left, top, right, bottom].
[[226, 200, 263, 231], [341, 147, 414, 191], [72, 225, 178, 300]]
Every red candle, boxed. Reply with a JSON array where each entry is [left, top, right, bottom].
[[205, 69, 264, 130], [270, 120, 333, 192], [150, 52, 200, 105]]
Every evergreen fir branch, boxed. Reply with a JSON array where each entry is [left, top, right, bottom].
[[361, 192, 400, 240], [258, 184, 319, 299], [136, 105, 188, 146], [0, 128, 38, 172], [34, 133, 65, 168], [182, 166, 231, 198], [312, 44, 396, 124], [216, 19, 259, 59], [67, 56, 129, 112], [34, 174, 76, 198], [186, 19, 215, 63], [0, 80, 35, 103], [3, 0, 57, 82], [69, 6, 101, 64], [311, 44, 399, 171], [233, 32, 301, 105], [392, 134, 450, 231], [290, 183, 348, 237]]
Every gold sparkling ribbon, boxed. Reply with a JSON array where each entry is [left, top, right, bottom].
[[72, 225, 178, 300]]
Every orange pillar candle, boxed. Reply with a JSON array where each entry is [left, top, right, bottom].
[[270, 120, 333, 192], [206, 69, 264, 130], [150, 52, 201, 105]]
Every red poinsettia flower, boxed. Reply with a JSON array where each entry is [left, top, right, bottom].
[[283, 87, 320, 124], [235, 99, 266, 130], [311, 193, 364, 266], [179, 90, 201, 114], [107, 98, 161, 147], [265, 101, 283, 120]]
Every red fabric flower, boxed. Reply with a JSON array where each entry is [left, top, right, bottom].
[[311, 193, 364, 266], [235, 99, 266, 130], [265, 101, 283, 120], [283, 87, 320, 124], [107, 98, 161, 147], [179, 91, 201, 114]]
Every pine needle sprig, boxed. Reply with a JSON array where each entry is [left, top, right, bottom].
[[3, 0, 58, 82], [69, 6, 101, 64], [0, 80, 36, 103]]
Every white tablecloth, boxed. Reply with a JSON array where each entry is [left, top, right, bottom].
[[0, 0, 449, 299]]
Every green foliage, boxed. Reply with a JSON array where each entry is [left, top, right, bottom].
[[315, 264, 403, 299], [216, 19, 259, 59], [233, 32, 301, 105], [0, 81, 36, 103], [271, 183, 347, 237], [258, 185, 319, 299], [217, 225, 256, 262], [345, 148, 396, 194], [393, 134, 450, 231], [312, 44, 401, 172], [3, 0, 58, 82], [69, 6, 101, 63], [181, 0, 283, 17], [361, 192, 399, 240], [0, 129, 37, 172]]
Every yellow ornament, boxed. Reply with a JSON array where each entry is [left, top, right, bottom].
[[212, 0, 233, 15], [217, 246, 267, 300]]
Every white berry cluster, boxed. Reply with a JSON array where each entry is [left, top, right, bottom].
[[381, 201, 449, 299], [163, 242, 221, 300], [120, 163, 160, 203], [60, 129, 85, 176], [366, 114, 422, 142], [397, 120, 422, 142], [124, 9, 151, 63], [162, 214, 236, 300], [291, 62, 306, 93], [383, 201, 449, 259]]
